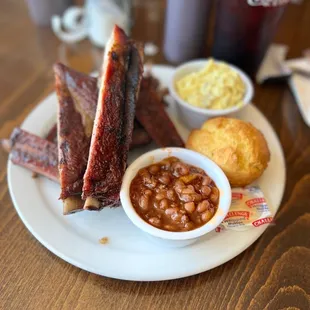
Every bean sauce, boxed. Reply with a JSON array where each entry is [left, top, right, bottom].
[[129, 157, 219, 232]]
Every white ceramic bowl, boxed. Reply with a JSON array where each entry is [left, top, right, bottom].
[[169, 59, 254, 128], [120, 148, 231, 248]]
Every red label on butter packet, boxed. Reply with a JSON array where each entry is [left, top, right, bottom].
[[232, 193, 243, 200], [225, 211, 250, 220], [246, 197, 266, 207], [252, 217, 273, 227]]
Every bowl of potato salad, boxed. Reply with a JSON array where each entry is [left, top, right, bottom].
[[169, 59, 254, 128]]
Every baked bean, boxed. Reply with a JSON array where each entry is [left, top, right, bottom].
[[130, 157, 219, 232], [184, 222, 194, 230], [179, 174, 197, 184], [155, 187, 161, 193], [202, 176, 212, 186], [139, 168, 149, 177], [174, 180, 185, 193], [212, 187, 219, 195], [179, 194, 193, 202], [139, 196, 149, 210], [180, 193, 202, 203], [184, 202, 195, 213], [196, 217, 202, 225], [210, 194, 218, 204], [159, 199, 169, 210], [173, 162, 190, 176], [149, 165, 160, 174], [164, 225, 176, 231], [144, 189, 153, 196], [197, 200, 210, 213], [193, 193, 202, 202], [201, 210, 213, 222], [149, 217, 161, 226], [159, 173, 171, 185], [165, 207, 179, 215], [175, 186, 184, 194], [181, 187, 195, 195], [181, 215, 189, 223], [144, 176, 157, 189], [210, 188, 219, 203], [201, 185, 211, 196], [141, 171, 151, 181], [171, 212, 182, 222], [155, 192, 166, 200], [161, 159, 172, 170], [166, 189, 176, 201]]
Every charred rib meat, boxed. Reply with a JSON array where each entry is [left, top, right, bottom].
[[131, 120, 152, 149], [3, 128, 59, 182], [54, 63, 98, 212], [83, 25, 144, 210], [135, 75, 184, 148]]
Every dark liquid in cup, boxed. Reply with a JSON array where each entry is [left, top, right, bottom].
[[212, 0, 288, 77]]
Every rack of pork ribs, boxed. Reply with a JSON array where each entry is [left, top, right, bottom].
[[1, 26, 184, 215]]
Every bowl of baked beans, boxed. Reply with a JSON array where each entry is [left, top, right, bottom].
[[120, 148, 231, 247]]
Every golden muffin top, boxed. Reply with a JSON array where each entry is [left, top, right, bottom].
[[186, 117, 270, 187]]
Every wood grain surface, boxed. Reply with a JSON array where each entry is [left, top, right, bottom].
[[1, 0, 310, 309]]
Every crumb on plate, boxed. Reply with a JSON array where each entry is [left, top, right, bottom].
[[99, 237, 109, 245]]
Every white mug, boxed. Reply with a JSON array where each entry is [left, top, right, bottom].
[[51, 0, 130, 47]]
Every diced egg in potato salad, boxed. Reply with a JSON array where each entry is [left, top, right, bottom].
[[176, 59, 246, 110]]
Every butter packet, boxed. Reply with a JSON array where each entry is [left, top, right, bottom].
[[215, 186, 273, 232]]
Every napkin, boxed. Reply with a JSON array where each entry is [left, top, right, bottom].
[[256, 44, 310, 127]]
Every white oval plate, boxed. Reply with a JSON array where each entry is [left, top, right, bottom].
[[7, 65, 285, 281]]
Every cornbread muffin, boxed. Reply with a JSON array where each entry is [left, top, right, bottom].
[[186, 117, 270, 187]]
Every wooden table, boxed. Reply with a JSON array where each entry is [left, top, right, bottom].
[[1, 1, 310, 309]]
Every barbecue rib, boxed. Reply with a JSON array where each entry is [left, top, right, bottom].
[[27, 123, 57, 179], [83, 25, 144, 210], [54, 63, 98, 214], [2, 128, 84, 215], [2, 128, 59, 182], [135, 74, 184, 148], [131, 120, 152, 148]]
